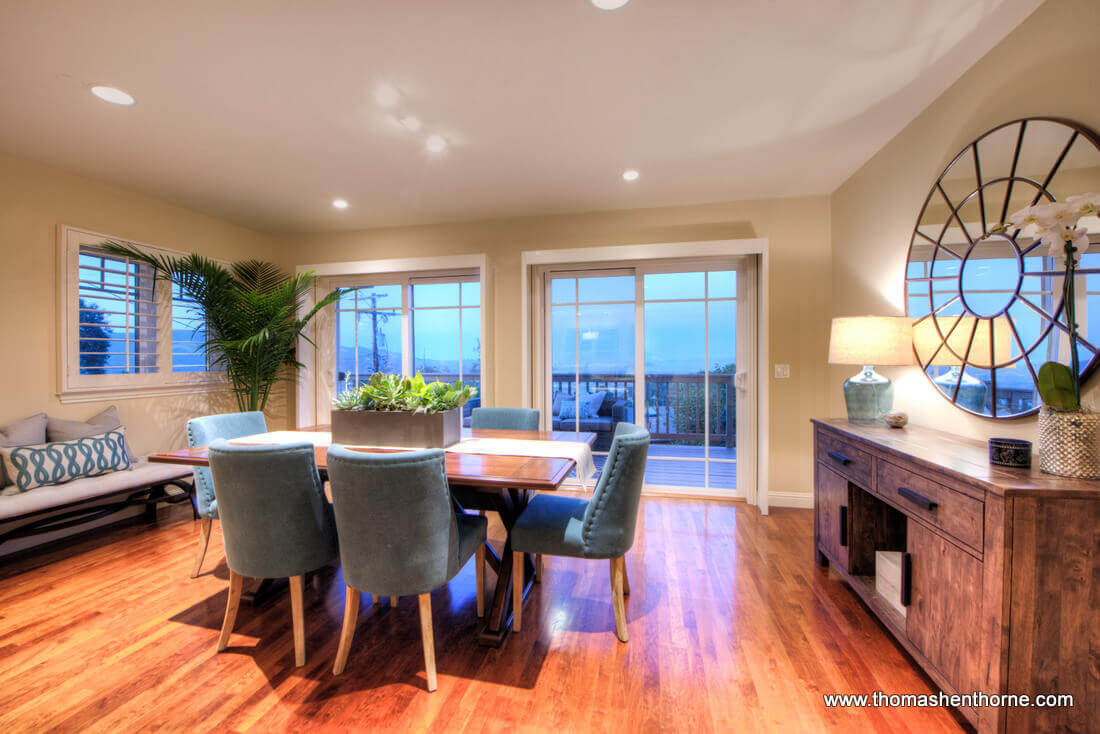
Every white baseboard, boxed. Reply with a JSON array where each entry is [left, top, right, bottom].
[[768, 491, 813, 509]]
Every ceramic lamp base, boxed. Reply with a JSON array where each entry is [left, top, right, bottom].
[[843, 366, 893, 424]]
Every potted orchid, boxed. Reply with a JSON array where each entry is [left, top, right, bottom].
[[1003, 193, 1100, 477]]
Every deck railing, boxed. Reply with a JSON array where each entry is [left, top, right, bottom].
[[551, 372, 736, 448]]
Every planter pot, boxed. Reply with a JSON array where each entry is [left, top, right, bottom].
[[331, 408, 462, 449], [1037, 407, 1100, 479]]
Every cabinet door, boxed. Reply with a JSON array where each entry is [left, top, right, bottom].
[[815, 464, 849, 569], [905, 520, 982, 694]]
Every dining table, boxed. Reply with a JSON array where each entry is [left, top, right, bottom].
[[148, 426, 597, 646]]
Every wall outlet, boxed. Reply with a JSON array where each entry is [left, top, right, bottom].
[[774, 364, 790, 379]]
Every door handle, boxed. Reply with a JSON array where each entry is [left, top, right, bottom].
[[898, 486, 938, 511], [901, 552, 912, 606], [733, 371, 749, 392], [827, 450, 852, 465], [839, 505, 848, 547]]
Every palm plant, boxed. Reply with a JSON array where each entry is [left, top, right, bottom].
[[100, 241, 340, 412]]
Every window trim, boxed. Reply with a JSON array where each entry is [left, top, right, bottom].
[[57, 225, 228, 404]]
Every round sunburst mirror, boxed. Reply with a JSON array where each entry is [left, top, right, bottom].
[[905, 118, 1100, 418]]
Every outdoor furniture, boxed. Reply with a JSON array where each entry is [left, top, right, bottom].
[[186, 411, 268, 578], [207, 440, 339, 666], [326, 447, 487, 689], [510, 422, 649, 641]]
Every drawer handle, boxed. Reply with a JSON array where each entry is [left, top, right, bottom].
[[827, 450, 852, 465], [839, 505, 848, 547], [898, 486, 938, 511], [901, 552, 912, 606]]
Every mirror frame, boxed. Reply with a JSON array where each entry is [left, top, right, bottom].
[[905, 117, 1100, 419]]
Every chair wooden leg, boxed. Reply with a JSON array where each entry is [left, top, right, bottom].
[[475, 544, 486, 618], [217, 570, 244, 652], [535, 554, 543, 583], [610, 556, 628, 642], [190, 517, 212, 578], [512, 550, 524, 632], [289, 575, 306, 666], [622, 557, 630, 595], [390, 596, 399, 607], [333, 585, 360, 675], [418, 593, 437, 692]]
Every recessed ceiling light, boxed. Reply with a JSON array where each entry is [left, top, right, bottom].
[[590, 0, 630, 9], [425, 134, 447, 154], [90, 85, 135, 106], [400, 115, 422, 132], [374, 83, 400, 108], [622, 169, 640, 181], [332, 199, 349, 209]]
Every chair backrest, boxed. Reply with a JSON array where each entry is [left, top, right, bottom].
[[187, 411, 267, 518], [326, 446, 462, 596], [470, 407, 540, 431], [207, 440, 337, 579], [581, 423, 650, 558]]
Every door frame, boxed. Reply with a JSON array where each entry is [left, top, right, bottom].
[[521, 239, 769, 513]]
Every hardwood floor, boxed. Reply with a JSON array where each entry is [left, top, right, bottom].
[[0, 498, 967, 732]]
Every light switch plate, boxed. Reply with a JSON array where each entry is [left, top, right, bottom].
[[774, 364, 790, 379]]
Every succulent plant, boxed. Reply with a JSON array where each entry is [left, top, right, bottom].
[[332, 371, 477, 413]]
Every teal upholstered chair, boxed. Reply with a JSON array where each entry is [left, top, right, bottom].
[[326, 446, 487, 690], [186, 411, 267, 578], [207, 440, 338, 666], [471, 407, 540, 431], [510, 422, 649, 642]]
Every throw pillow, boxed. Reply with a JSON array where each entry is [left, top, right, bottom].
[[0, 429, 131, 492], [47, 405, 136, 462], [585, 391, 608, 418], [0, 412, 48, 488], [559, 399, 590, 421]]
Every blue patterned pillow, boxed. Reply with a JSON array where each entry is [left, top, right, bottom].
[[0, 429, 131, 491], [559, 399, 590, 421]]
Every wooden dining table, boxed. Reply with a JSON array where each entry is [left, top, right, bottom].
[[148, 426, 596, 646]]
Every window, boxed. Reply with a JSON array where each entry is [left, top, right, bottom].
[[60, 226, 225, 402], [326, 271, 482, 418]]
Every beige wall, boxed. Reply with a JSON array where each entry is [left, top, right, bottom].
[[0, 150, 276, 456], [830, 0, 1100, 443], [277, 196, 833, 500]]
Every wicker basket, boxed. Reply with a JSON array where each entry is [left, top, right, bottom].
[[1037, 407, 1100, 479]]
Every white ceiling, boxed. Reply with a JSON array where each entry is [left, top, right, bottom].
[[0, 0, 1043, 233]]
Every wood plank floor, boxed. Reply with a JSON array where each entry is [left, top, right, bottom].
[[0, 499, 967, 733]]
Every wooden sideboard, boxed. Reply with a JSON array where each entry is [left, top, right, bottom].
[[812, 419, 1098, 733]]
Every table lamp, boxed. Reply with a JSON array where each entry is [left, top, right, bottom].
[[828, 316, 915, 424], [912, 315, 1012, 412]]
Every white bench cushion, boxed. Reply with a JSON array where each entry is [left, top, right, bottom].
[[0, 458, 191, 520]]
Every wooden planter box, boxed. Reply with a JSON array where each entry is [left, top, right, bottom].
[[330, 408, 462, 448]]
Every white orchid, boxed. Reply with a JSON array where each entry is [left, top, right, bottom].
[[1066, 192, 1100, 218]]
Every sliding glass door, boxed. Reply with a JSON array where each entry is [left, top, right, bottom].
[[544, 260, 751, 495]]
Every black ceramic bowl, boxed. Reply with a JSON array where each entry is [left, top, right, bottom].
[[988, 437, 1032, 468]]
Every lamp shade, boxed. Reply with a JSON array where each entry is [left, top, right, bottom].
[[828, 316, 915, 366], [913, 315, 1013, 369]]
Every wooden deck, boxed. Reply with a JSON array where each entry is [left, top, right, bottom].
[[594, 444, 738, 490], [0, 500, 966, 732]]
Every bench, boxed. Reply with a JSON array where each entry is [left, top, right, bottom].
[[0, 458, 195, 555]]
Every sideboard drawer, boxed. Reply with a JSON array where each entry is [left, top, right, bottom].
[[876, 460, 984, 552], [815, 430, 873, 488]]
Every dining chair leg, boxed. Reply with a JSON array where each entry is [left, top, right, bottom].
[[535, 554, 543, 583], [390, 596, 399, 607], [217, 570, 244, 652], [512, 550, 524, 632], [622, 557, 630, 596], [289, 575, 306, 666], [610, 556, 628, 643], [190, 517, 212, 578], [475, 544, 486, 618], [418, 593, 437, 692], [333, 585, 361, 675]]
